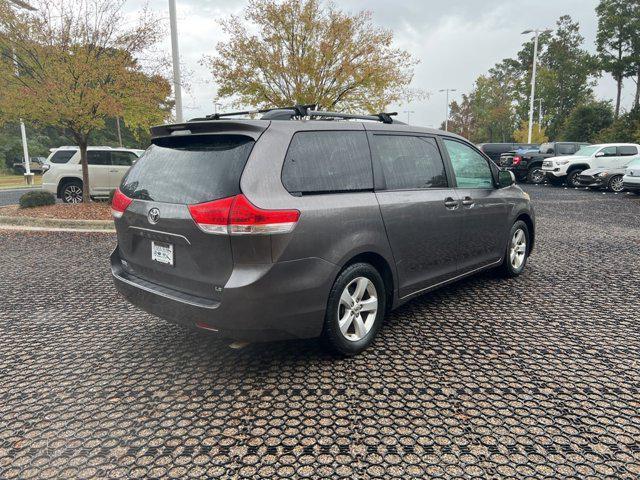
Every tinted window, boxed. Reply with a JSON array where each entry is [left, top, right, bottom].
[[112, 151, 137, 166], [557, 144, 576, 155], [49, 150, 76, 164], [87, 151, 111, 165], [121, 135, 254, 204], [281, 131, 372, 194], [443, 139, 494, 188], [618, 146, 638, 156], [371, 135, 447, 190]]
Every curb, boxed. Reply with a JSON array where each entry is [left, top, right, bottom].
[[0, 215, 114, 232]]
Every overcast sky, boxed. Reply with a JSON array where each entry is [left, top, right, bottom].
[[125, 0, 635, 127]]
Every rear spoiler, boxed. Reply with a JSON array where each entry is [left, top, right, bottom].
[[150, 120, 268, 141]]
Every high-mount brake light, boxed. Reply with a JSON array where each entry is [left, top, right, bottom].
[[189, 194, 300, 235], [111, 188, 132, 219]]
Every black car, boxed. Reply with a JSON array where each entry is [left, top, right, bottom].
[[477, 143, 539, 163]]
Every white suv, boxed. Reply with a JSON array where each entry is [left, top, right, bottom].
[[42, 146, 144, 203], [542, 143, 640, 187]]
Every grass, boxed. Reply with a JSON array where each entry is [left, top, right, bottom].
[[0, 173, 43, 190]]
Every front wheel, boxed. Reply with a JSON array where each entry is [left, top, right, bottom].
[[322, 263, 386, 356], [566, 169, 583, 188], [608, 175, 624, 193], [527, 166, 546, 184], [499, 220, 530, 277]]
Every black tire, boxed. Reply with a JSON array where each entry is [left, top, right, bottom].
[[499, 220, 530, 278], [566, 169, 583, 188], [526, 166, 546, 184], [547, 175, 564, 186], [61, 180, 83, 203], [322, 262, 386, 356], [607, 175, 624, 193]]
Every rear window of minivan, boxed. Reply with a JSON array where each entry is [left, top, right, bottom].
[[120, 135, 254, 204], [281, 131, 372, 194]]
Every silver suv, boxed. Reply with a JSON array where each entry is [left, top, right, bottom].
[[110, 107, 535, 355]]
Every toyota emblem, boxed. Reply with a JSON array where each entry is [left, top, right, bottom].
[[148, 208, 160, 224]]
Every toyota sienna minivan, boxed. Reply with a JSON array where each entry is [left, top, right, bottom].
[[111, 107, 535, 355]]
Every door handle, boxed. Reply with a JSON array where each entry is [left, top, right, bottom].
[[462, 196, 474, 207], [109, 169, 118, 173], [444, 197, 459, 209]]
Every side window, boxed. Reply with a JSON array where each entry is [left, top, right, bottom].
[[281, 131, 372, 194], [87, 151, 111, 165], [617, 146, 638, 156], [557, 144, 575, 155], [370, 135, 447, 190], [49, 150, 76, 164], [112, 151, 136, 166], [443, 138, 494, 189], [599, 146, 617, 157]]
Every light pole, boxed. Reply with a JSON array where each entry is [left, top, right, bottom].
[[538, 98, 543, 133], [168, 0, 183, 123], [439, 88, 456, 131], [522, 28, 552, 143], [8, 0, 36, 185], [403, 109, 415, 124]]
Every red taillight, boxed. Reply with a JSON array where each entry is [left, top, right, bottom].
[[188, 194, 300, 235], [111, 188, 132, 219], [513, 155, 522, 166]]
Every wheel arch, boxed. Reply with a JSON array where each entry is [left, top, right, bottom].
[[567, 163, 590, 173], [515, 212, 535, 254], [339, 251, 395, 312]]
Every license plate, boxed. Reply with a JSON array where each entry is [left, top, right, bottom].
[[151, 241, 174, 266]]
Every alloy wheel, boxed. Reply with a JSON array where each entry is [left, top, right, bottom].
[[609, 175, 624, 193], [509, 228, 527, 271], [64, 185, 83, 203], [529, 168, 545, 184], [337, 277, 378, 342]]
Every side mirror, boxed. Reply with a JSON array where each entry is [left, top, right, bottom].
[[498, 170, 516, 188], [595, 151, 605, 157]]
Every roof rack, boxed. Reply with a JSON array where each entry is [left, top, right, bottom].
[[189, 105, 403, 124]]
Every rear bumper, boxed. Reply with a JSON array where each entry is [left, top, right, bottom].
[[111, 247, 336, 342]]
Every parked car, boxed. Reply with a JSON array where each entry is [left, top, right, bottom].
[[110, 107, 536, 355], [42, 146, 143, 203], [542, 143, 640, 187], [575, 166, 627, 192], [13, 156, 47, 174], [501, 141, 588, 184], [477, 143, 539, 163], [622, 158, 640, 194]]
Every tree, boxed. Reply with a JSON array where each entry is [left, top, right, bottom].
[[441, 94, 476, 140], [596, 0, 635, 118], [0, 0, 170, 202], [538, 15, 597, 138], [513, 122, 548, 144], [205, 0, 418, 112], [596, 106, 640, 143], [559, 101, 614, 142]]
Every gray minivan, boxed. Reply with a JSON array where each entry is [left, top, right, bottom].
[[111, 108, 535, 355]]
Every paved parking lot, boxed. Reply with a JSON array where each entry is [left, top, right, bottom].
[[1, 185, 639, 479]]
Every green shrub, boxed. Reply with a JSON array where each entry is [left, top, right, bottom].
[[19, 190, 56, 208]]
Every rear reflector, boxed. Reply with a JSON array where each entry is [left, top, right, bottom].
[[189, 194, 300, 235], [111, 188, 132, 219]]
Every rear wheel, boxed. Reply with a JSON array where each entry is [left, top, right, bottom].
[[608, 175, 624, 192], [322, 263, 386, 356], [527, 166, 545, 184], [566, 169, 583, 188], [61, 180, 83, 203], [499, 220, 529, 277]]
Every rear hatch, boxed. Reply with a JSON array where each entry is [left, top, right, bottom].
[[114, 122, 267, 301]]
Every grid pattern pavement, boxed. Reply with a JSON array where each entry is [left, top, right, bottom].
[[1, 185, 639, 479]]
